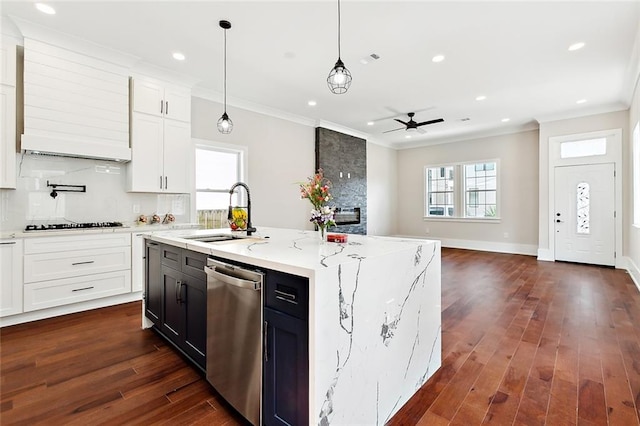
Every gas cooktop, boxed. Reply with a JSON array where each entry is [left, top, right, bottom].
[[24, 222, 124, 232]]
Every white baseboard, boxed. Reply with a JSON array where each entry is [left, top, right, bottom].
[[623, 256, 640, 293], [0, 292, 143, 328], [394, 235, 537, 256], [537, 248, 554, 262]]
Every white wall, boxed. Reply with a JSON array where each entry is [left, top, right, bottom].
[[366, 142, 397, 236], [537, 110, 629, 256], [396, 130, 539, 253]]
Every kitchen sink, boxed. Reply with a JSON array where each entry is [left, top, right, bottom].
[[182, 233, 261, 243]]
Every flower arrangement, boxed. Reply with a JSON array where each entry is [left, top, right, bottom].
[[299, 169, 335, 237]]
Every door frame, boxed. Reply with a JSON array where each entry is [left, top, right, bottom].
[[546, 128, 622, 267]]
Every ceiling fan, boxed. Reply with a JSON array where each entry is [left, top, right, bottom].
[[383, 112, 444, 134]]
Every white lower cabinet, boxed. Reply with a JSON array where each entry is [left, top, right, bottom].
[[24, 270, 131, 312], [0, 239, 23, 317], [23, 234, 132, 312]]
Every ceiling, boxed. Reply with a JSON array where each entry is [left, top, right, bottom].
[[1, 1, 639, 148]]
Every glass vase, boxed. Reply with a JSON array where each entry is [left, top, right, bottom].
[[317, 225, 327, 243]]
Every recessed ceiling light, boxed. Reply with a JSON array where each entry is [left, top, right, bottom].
[[432, 55, 445, 63], [568, 42, 585, 51], [405, 135, 412, 139], [172, 52, 185, 61], [576, 99, 587, 104], [35, 3, 56, 15], [501, 118, 510, 122], [475, 95, 487, 101], [367, 121, 375, 126], [307, 100, 317, 106]]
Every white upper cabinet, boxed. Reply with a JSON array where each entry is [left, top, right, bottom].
[[131, 78, 190, 123], [21, 38, 131, 161], [128, 77, 191, 193], [0, 42, 16, 189]]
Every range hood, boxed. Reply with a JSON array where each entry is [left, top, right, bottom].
[[22, 135, 131, 162]]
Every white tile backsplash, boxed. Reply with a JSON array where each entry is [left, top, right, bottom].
[[0, 154, 191, 232]]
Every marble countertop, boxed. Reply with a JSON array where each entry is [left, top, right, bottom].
[[145, 226, 436, 278], [0, 223, 201, 240]]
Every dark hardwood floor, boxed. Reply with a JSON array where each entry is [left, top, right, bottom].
[[1, 248, 639, 425]]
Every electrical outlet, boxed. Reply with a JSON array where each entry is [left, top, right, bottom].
[[425, 227, 430, 234], [133, 204, 140, 214], [503, 232, 509, 239]]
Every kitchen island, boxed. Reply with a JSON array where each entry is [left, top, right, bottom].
[[145, 227, 441, 425]]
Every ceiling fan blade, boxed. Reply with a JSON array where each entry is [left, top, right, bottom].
[[383, 127, 405, 133], [394, 119, 409, 126], [416, 118, 444, 126]]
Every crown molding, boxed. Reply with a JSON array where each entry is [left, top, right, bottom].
[[534, 102, 628, 124], [393, 122, 540, 150]]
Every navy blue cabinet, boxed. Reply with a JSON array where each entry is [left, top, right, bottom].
[[263, 270, 309, 426], [146, 242, 207, 371]]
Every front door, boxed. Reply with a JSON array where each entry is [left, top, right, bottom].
[[554, 163, 615, 266]]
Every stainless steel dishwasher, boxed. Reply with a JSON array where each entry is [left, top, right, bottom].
[[204, 258, 264, 426]]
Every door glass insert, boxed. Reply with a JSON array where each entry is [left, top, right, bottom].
[[560, 138, 606, 158], [576, 182, 590, 234]]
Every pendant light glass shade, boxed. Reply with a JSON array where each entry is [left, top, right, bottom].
[[217, 112, 233, 133], [218, 20, 233, 134], [327, 0, 351, 94]]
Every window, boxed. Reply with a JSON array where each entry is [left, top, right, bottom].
[[464, 162, 497, 218], [195, 145, 245, 228], [560, 138, 607, 159], [425, 161, 498, 219], [426, 166, 454, 217]]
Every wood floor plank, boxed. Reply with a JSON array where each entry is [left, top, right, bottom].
[[3, 249, 639, 426]]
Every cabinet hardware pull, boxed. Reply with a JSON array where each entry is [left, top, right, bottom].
[[0, 242, 16, 245], [165, 176, 168, 190], [176, 280, 182, 303], [160, 176, 163, 189], [160, 100, 164, 114], [72, 286, 94, 292], [72, 261, 95, 266], [274, 289, 297, 304], [263, 320, 269, 362], [165, 101, 169, 115]]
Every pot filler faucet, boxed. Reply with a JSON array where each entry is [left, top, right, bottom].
[[228, 182, 256, 236]]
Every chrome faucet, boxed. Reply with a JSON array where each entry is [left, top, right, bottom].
[[228, 182, 256, 236]]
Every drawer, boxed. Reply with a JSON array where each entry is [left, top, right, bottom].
[[161, 245, 181, 270], [182, 250, 207, 280], [24, 233, 131, 254], [24, 246, 131, 283], [264, 270, 309, 320], [24, 270, 131, 312]]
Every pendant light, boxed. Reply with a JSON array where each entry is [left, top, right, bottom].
[[217, 20, 233, 134], [327, 0, 352, 94]]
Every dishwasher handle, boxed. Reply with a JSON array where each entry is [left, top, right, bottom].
[[205, 266, 261, 290]]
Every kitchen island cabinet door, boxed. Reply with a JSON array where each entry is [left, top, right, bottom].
[[160, 265, 183, 346], [263, 307, 308, 426], [144, 241, 162, 326], [182, 274, 206, 369]]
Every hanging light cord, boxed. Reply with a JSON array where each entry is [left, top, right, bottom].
[[223, 27, 227, 112], [337, 0, 341, 59]]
